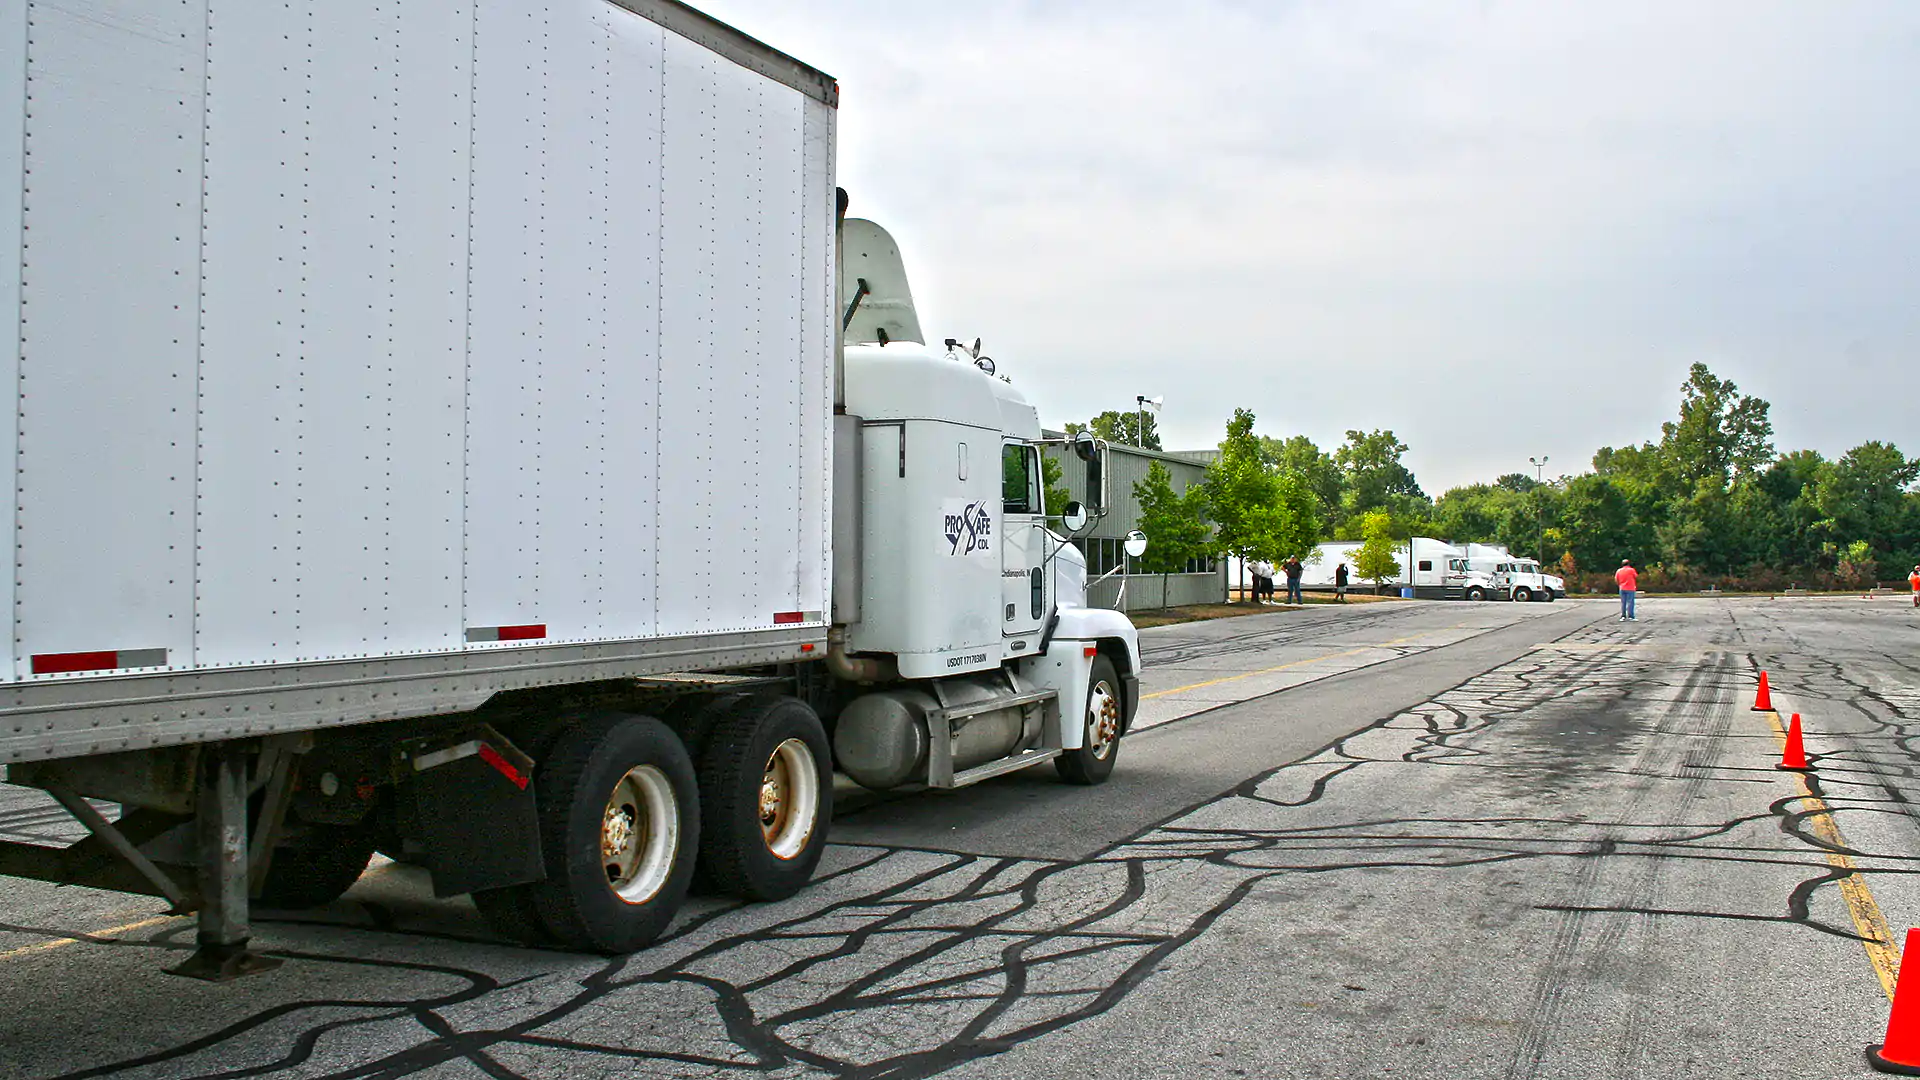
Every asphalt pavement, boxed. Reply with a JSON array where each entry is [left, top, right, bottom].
[[2, 596, 1917, 1079]]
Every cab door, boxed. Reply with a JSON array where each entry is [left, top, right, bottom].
[[1001, 442, 1048, 639]]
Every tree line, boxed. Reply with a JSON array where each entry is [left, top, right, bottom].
[[1062, 362, 1919, 598]]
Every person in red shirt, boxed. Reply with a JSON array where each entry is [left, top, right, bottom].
[[1909, 565, 1919, 608], [1615, 559, 1639, 621]]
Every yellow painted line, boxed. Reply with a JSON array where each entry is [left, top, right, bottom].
[[0, 914, 179, 962], [1143, 629, 1455, 700], [1764, 708, 1900, 1000]]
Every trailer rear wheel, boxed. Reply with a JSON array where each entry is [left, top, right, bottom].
[[696, 698, 832, 902], [524, 713, 698, 953], [256, 822, 376, 910], [1056, 654, 1122, 786]]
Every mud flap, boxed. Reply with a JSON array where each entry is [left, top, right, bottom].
[[400, 726, 544, 897]]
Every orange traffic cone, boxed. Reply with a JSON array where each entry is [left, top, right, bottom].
[[1752, 670, 1774, 711], [1868, 928, 1920, 1074], [1777, 713, 1810, 772]]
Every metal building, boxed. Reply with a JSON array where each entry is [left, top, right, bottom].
[[1041, 436, 1226, 612]]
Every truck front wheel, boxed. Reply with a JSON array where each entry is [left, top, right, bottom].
[[523, 713, 699, 953], [1056, 654, 1122, 786], [1466, 586, 1487, 602], [696, 697, 832, 902], [1512, 586, 1533, 602]]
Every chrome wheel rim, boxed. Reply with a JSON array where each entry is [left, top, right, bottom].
[[601, 764, 678, 905], [1086, 680, 1121, 761], [760, 738, 819, 861]]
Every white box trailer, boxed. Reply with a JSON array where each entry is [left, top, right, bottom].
[[2, 0, 835, 757], [1300, 538, 1463, 596], [0, 0, 1141, 977]]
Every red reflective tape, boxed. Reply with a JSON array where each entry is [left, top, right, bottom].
[[495, 624, 546, 641], [800, 642, 816, 652], [31, 651, 120, 675], [478, 744, 530, 790], [773, 611, 805, 625], [1083, 645, 1098, 658]]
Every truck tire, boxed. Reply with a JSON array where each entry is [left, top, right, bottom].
[[1056, 654, 1122, 785], [1512, 586, 1533, 602], [1546, 590, 1558, 602], [1466, 586, 1487, 602], [256, 822, 376, 909], [695, 697, 833, 902], [524, 712, 699, 953], [663, 693, 750, 769]]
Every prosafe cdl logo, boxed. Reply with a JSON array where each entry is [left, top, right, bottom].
[[943, 500, 993, 556]]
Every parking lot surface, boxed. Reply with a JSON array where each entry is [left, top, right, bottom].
[[3, 596, 1917, 1079]]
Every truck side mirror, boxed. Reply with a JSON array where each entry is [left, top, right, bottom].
[[1061, 502, 1090, 534], [1071, 430, 1098, 461], [1070, 432, 1109, 513], [1124, 531, 1148, 558]]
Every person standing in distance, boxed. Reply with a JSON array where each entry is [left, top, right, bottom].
[[1909, 565, 1920, 608], [1285, 556, 1305, 605], [1616, 559, 1639, 621], [1334, 561, 1349, 603]]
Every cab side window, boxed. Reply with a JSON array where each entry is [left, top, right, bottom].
[[1003, 444, 1039, 515]]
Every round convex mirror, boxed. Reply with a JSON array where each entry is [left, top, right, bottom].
[[1124, 530, 1149, 559], [1061, 501, 1089, 533]]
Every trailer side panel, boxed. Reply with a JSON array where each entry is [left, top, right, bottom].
[[0, 0, 836, 762]]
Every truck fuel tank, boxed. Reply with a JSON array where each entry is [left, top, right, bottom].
[[833, 672, 1044, 791]]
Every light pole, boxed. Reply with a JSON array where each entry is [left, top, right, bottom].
[[1135, 395, 1162, 448], [1528, 455, 1549, 562]]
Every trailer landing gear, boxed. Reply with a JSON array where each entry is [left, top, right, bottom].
[[168, 744, 281, 982]]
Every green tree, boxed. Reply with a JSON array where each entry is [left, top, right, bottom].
[[1432, 483, 1517, 543], [1812, 441, 1918, 558], [1132, 462, 1212, 608], [1204, 409, 1278, 596], [1260, 434, 1344, 529], [1353, 511, 1402, 591], [1561, 474, 1656, 573], [1066, 410, 1160, 450], [1203, 409, 1321, 596], [1335, 429, 1425, 519], [1659, 362, 1775, 489], [1835, 539, 1878, 588]]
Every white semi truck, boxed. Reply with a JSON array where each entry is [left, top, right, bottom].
[[1457, 544, 1564, 602], [0, 0, 1141, 978]]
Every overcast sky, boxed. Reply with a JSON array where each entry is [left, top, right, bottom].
[[703, 0, 1920, 493]]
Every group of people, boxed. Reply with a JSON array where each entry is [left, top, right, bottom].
[[1248, 558, 1351, 604]]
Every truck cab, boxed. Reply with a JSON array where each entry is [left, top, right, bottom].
[[1457, 556, 1556, 602], [830, 218, 1142, 792]]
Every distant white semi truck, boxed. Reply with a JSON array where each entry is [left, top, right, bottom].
[[0, 0, 1141, 978], [1457, 544, 1565, 602]]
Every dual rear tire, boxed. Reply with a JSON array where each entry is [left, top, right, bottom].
[[473, 700, 832, 953]]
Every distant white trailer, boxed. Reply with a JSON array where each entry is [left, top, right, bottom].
[[1303, 538, 1464, 597]]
